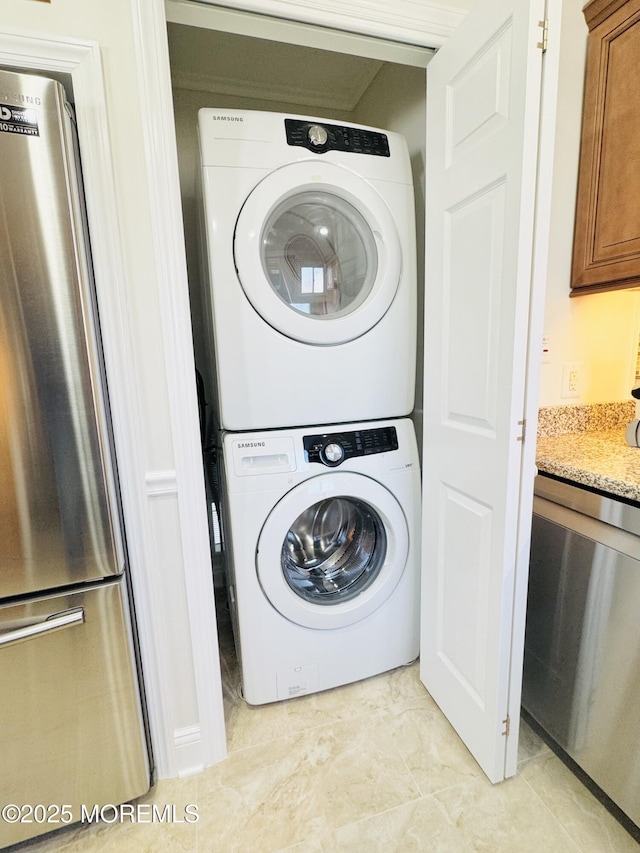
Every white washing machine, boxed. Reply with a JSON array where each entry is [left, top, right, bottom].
[[219, 418, 420, 705], [197, 109, 417, 431]]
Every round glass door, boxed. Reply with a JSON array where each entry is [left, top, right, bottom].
[[281, 496, 386, 604], [256, 472, 408, 630], [234, 161, 402, 346], [261, 192, 378, 319]]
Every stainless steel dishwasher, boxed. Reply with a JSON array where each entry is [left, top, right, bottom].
[[523, 474, 640, 829]]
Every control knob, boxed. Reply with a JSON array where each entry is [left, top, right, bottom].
[[321, 442, 344, 466], [307, 124, 328, 148]]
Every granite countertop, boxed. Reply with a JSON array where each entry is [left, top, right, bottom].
[[535, 402, 640, 503], [536, 429, 640, 502]]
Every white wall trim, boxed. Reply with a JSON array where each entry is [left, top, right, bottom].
[[0, 29, 91, 70], [166, 0, 434, 66], [174, 724, 202, 748], [0, 28, 178, 778], [146, 470, 179, 497], [185, 0, 466, 48], [130, 0, 227, 771]]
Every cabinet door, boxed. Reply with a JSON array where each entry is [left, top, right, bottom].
[[421, 0, 545, 782], [572, 0, 640, 293]]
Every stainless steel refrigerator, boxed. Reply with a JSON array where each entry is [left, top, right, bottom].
[[0, 69, 150, 847]]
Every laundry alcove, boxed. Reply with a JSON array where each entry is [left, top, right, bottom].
[[162, 0, 557, 786], [164, 0, 433, 763]]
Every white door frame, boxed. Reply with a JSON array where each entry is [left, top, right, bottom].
[[169, 0, 467, 48], [125, 0, 558, 780]]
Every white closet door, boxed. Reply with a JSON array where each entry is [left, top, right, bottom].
[[421, 0, 546, 783]]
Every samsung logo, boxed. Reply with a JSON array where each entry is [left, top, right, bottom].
[[212, 115, 243, 122], [1, 94, 41, 106], [237, 441, 266, 448]]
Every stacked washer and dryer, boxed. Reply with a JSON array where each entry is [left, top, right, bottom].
[[196, 109, 421, 705]]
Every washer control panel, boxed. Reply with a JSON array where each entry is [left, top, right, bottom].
[[304, 426, 398, 467], [285, 118, 390, 157]]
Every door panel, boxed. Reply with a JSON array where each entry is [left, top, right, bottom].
[[444, 180, 505, 432], [438, 484, 492, 703], [421, 0, 545, 783], [0, 579, 149, 847], [447, 22, 512, 165]]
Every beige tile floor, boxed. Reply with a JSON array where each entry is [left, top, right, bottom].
[[14, 597, 639, 853]]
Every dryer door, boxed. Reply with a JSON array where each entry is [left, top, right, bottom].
[[234, 162, 402, 345], [257, 472, 408, 629]]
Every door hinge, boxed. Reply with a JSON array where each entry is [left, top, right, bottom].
[[516, 419, 526, 443], [537, 19, 549, 53], [502, 714, 511, 737]]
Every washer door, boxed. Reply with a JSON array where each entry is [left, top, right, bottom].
[[234, 162, 402, 346], [257, 473, 408, 629]]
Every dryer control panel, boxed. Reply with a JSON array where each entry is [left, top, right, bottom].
[[285, 118, 390, 157], [304, 426, 398, 467]]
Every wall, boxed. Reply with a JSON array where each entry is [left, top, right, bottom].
[[539, 0, 640, 407]]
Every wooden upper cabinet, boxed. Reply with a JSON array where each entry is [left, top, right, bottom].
[[572, 0, 640, 294]]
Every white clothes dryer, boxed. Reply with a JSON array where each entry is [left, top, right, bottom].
[[197, 109, 417, 431], [219, 418, 420, 705]]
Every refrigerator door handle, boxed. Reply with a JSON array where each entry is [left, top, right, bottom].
[[0, 607, 85, 648]]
